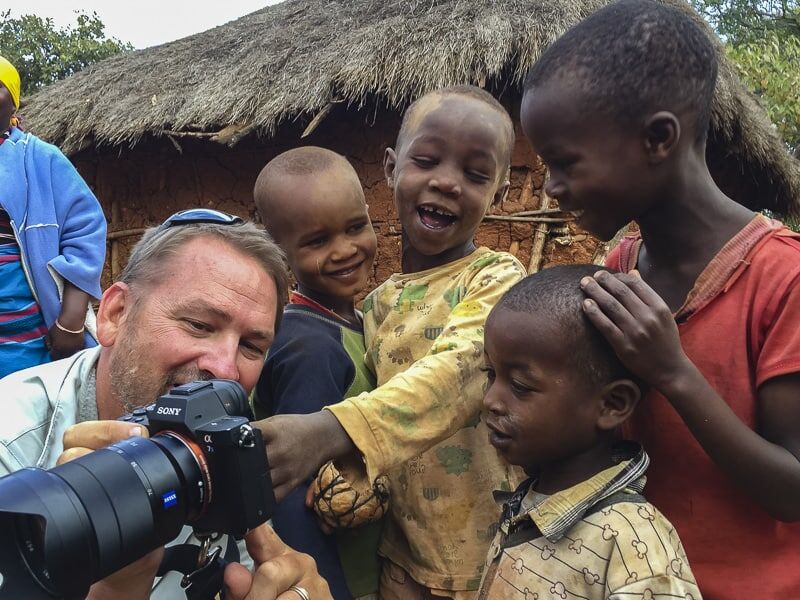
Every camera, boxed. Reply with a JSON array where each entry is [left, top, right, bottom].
[[0, 379, 274, 600]]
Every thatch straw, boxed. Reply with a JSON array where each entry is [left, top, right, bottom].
[[21, 0, 799, 215]]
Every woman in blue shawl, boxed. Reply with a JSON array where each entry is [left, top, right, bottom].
[[0, 56, 106, 378]]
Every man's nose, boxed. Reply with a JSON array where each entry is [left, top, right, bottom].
[[197, 340, 240, 381]]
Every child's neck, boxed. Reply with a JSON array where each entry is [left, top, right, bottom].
[[295, 284, 358, 324], [401, 235, 477, 274], [635, 160, 754, 310], [532, 441, 616, 496]]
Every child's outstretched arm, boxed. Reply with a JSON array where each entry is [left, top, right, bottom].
[[259, 254, 524, 500], [581, 270, 800, 522]]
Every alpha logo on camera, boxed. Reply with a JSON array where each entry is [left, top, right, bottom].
[[156, 406, 182, 416]]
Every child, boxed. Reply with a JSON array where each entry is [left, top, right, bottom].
[[520, 1, 800, 597], [294, 86, 527, 599], [477, 265, 701, 599], [252, 146, 382, 599], [0, 55, 106, 377]]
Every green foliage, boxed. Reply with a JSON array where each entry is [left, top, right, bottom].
[[0, 10, 132, 96], [727, 33, 800, 148], [692, 1, 800, 150], [692, 0, 799, 44]]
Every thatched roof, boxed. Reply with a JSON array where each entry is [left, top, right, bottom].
[[22, 0, 799, 215]]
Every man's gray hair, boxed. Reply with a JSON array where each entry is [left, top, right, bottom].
[[119, 221, 289, 331]]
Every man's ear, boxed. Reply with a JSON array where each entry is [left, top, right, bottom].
[[596, 379, 641, 431], [96, 282, 133, 348], [643, 111, 680, 164], [383, 147, 397, 188]]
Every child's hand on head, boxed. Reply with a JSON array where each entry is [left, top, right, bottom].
[[580, 270, 691, 390]]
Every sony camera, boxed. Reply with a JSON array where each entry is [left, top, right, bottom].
[[0, 379, 274, 600]]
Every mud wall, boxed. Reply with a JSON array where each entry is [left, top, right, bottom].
[[72, 103, 601, 293]]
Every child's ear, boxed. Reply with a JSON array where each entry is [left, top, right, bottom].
[[490, 172, 511, 210], [643, 111, 680, 164], [96, 282, 133, 348], [596, 379, 640, 430], [383, 147, 397, 188]]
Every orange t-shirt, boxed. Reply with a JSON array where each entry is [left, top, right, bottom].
[[607, 215, 800, 600]]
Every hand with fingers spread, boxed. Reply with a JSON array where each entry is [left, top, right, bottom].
[[580, 269, 691, 391], [58, 420, 164, 600], [224, 522, 333, 600]]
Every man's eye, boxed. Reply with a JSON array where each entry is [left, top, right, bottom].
[[185, 320, 209, 332], [241, 342, 265, 356]]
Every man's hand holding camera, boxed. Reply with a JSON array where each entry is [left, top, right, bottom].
[[57, 419, 332, 600]]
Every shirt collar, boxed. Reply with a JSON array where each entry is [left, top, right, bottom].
[[501, 441, 649, 543]]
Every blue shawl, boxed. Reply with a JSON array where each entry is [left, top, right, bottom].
[[0, 128, 106, 346]]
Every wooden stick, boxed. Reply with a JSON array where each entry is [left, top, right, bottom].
[[504, 208, 564, 217], [483, 215, 571, 223], [528, 193, 553, 273], [161, 130, 218, 139], [111, 197, 121, 279], [108, 228, 148, 241]]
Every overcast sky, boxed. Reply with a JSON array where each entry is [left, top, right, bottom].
[[9, 1, 285, 49]]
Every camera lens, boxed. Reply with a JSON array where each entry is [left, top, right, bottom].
[[14, 514, 49, 593], [0, 432, 208, 598]]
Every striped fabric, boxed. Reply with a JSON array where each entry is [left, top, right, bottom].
[[0, 207, 50, 378]]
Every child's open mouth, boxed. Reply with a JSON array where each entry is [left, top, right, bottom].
[[418, 204, 457, 230]]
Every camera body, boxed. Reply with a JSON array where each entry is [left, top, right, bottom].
[[0, 379, 274, 600], [118, 380, 275, 536]]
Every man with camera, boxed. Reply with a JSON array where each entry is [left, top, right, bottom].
[[0, 210, 331, 599]]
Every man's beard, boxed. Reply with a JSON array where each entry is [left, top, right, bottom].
[[107, 328, 212, 416]]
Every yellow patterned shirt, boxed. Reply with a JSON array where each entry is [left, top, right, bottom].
[[477, 444, 702, 600], [328, 248, 526, 594]]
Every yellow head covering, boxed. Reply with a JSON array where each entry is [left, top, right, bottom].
[[0, 56, 21, 109]]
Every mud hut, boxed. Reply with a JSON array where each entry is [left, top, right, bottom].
[[22, 0, 800, 288]]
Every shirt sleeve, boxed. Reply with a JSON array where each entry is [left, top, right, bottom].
[[328, 254, 525, 482], [608, 574, 702, 599], [47, 148, 107, 300], [757, 269, 800, 386]]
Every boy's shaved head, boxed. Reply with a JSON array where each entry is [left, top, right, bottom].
[[397, 85, 515, 171], [493, 264, 636, 388], [525, 0, 717, 142], [254, 146, 364, 236]]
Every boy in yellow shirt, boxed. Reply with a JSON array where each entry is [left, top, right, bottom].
[[258, 86, 526, 598]]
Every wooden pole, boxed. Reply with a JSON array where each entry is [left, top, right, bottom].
[[110, 197, 121, 279], [108, 227, 148, 241], [527, 192, 553, 274]]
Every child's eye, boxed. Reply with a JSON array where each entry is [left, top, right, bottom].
[[511, 379, 534, 394], [348, 221, 368, 234], [303, 236, 327, 248], [479, 366, 496, 381], [465, 170, 490, 184], [412, 156, 436, 168]]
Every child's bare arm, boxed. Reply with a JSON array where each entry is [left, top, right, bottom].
[[581, 270, 800, 521]]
